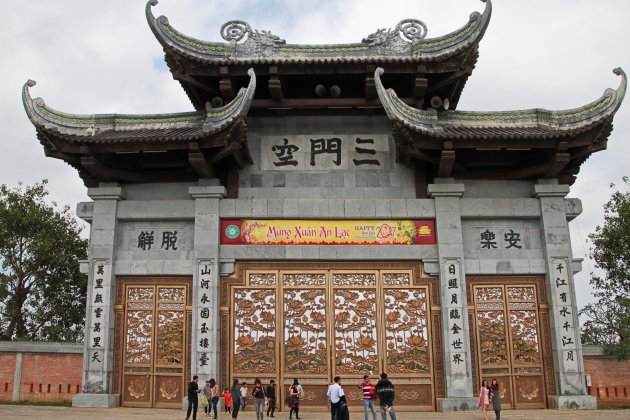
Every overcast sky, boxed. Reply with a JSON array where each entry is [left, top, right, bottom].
[[1, 0, 628, 311]]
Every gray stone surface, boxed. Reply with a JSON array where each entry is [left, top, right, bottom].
[[548, 395, 598, 410], [72, 393, 120, 408], [437, 397, 480, 412]]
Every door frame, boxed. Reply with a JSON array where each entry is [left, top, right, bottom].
[[220, 261, 444, 412], [112, 276, 193, 407], [466, 276, 556, 409]]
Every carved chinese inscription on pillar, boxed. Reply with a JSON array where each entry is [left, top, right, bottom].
[[233, 288, 276, 374], [444, 260, 467, 375], [551, 258, 578, 372], [478, 228, 526, 250], [89, 261, 110, 370], [197, 262, 213, 374]]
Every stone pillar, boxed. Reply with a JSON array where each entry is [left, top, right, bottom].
[[189, 180, 225, 381], [535, 180, 596, 409], [73, 183, 124, 408], [428, 180, 477, 411], [12, 352, 22, 401]]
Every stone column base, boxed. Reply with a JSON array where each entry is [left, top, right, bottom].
[[437, 397, 479, 412], [72, 393, 119, 408], [547, 395, 597, 409]]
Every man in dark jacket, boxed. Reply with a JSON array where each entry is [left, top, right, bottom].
[[375, 373, 397, 420], [265, 379, 277, 417], [186, 375, 200, 420]]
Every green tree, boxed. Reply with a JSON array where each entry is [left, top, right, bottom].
[[580, 176, 630, 360], [0, 180, 88, 341]]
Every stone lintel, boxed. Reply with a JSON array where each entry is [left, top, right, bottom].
[[76, 202, 94, 222], [547, 395, 597, 410], [423, 258, 439, 276], [220, 258, 236, 276], [533, 184, 570, 198], [427, 183, 465, 198], [571, 258, 584, 275], [437, 397, 479, 412], [189, 185, 226, 199], [72, 393, 120, 408], [79, 260, 89, 275]]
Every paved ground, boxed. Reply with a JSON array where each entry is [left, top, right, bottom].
[[1, 406, 630, 420]]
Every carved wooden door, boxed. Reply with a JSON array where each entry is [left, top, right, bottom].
[[229, 266, 436, 412], [121, 285, 187, 408], [473, 284, 546, 409]]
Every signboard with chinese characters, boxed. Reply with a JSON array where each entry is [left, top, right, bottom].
[[88, 260, 110, 370], [443, 260, 468, 375], [197, 261, 213, 375], [260, 134, 390, 171], [551, 258, 579, 372], [220, 219, 435, 245]]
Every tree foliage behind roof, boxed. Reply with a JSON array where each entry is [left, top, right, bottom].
[[580, 176, 630, 360], [0, 180, 88, 342]]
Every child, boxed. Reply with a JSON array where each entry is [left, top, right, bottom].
[[222, 388, 232, 414]]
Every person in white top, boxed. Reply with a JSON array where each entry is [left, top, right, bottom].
[[326, 376, 345, 420], [479, 379, 490, 420], [239, 382, 248, 412]]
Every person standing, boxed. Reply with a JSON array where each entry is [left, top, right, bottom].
[[265, 379, 277, 418], [186, 375, 201, 420], [222, 388, 232, 414], [288, 379, 301, 419], [252, 378, 265, 420], [207, 378, 220, 419], [375, 373, 397, 420], [360, 374, 377, 420], [231, 379, 241, 419], [202, 379, 212, 417], [326, 376, 345, 420], [479, 379, 490, 420], [490, 378, 502, 420], [240, 381, 249, 412]]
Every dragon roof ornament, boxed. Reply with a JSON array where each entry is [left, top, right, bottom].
[[374, 67, 627, 138], [146, 0, 491, 64], [22, 69, 257, 142]]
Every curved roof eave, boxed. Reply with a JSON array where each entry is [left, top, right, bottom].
[[22, 69, 257, 142], [375, 67, 627, 139], [146, 0, 491, 65]]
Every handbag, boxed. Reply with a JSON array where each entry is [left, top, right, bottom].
[[284, 395, 293, 406], [201, 394, 209, 407]]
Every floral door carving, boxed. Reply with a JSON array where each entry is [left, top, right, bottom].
[[229, 265, 437, 411], [473, 284, 546, 409], [120, 284, 188, 408]]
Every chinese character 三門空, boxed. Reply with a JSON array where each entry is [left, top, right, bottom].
[[199, 337, 209, 348], [201, 293, 209, 304], [560, 306, 571, 317], [161, 231, 178, 250], [94, 308, 103, 318], [452, 339, 462, 350], [562, 336, 574, 346], [504, 229, 522, 249], [451, 323, 461, 335], [556, 277, 568, 288], [94, 278, 103, 289], [272, 138, 299, 167], [450, 293, 458, 305], [137, 231, 155, 250], [566, 351, 574, 361], [93, 322, 101, 333], [201, 323, 209, 334], [94, 293, 103, 304], [97, 265, 104, 275], [91, 352, 101, 363], [200, 308, 210, 319], [448, 278, 458, 289], [200, 279, 210, 289], [310, 138, 341, 166], [556, 263, 564, 273], [563, 321, 571, 332], [201, 265, 211, 275], [453, 354, 463, 364], [480, 229, 497, 249], [93, 337, 101, 348], [352, 137, 380, 166], [560, 292, 567, 303]]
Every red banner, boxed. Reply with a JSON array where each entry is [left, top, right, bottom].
[[220, 219, 435, 245]]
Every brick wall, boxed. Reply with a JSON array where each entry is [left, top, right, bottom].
[[0, 353, 16, 402], [584, 346, 630, 408], [0, 342, 83, 403]]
